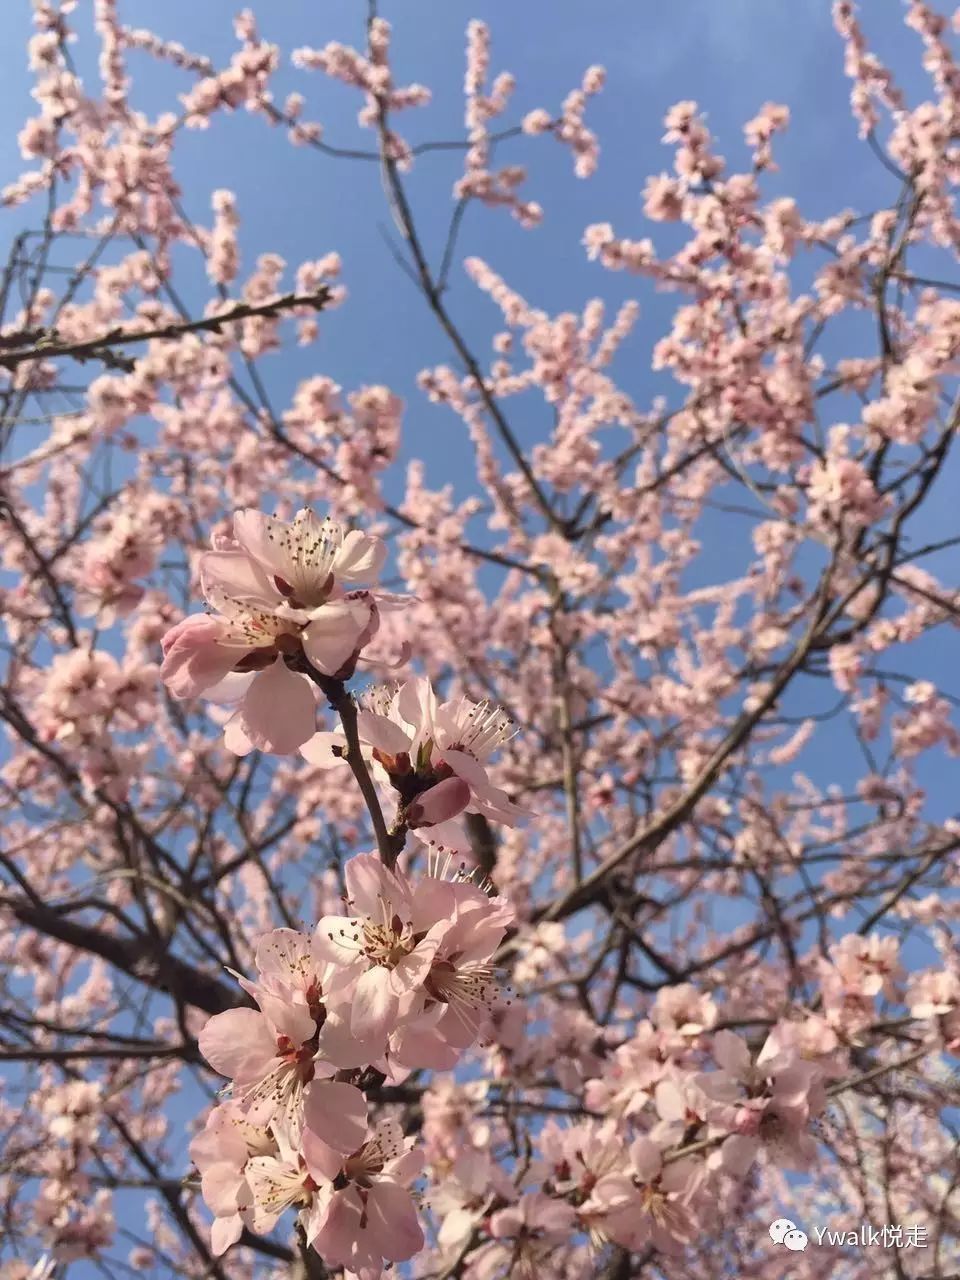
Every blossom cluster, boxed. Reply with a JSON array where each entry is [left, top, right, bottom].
[[159, 506, 528, 853], [191, 851, 513, 1269], [406, 1007, 831, 1273], [159, 505, 533, 1269], [301, 675, 528, 853], [160, 507, 402, 756]]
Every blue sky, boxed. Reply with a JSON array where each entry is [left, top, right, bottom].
[[2, 0, 958, 1272]]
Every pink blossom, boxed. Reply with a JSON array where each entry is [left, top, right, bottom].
[[159, 600, 299, 701], [581, 1137, 701, 1255], [189, 1103, 274, 1255], [75, 512, 162, 624], [305, 1114, 424, 1272], [474, 1194, 576, 1278], [313, 852, 453, 1039], [696, 1030, 825, 1172], [160, 507, 405, 754], [302, 677, 526, 850], [907, 969, 960, 1049], [391, 871, 514, 1067], [429, 1147, 510, 1253], [198, 928, 337, 1132], [244, 1142, 329, 1240], [198, 507, 394, 677]]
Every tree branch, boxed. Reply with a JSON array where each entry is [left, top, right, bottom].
[[0, 287, 331, 370]]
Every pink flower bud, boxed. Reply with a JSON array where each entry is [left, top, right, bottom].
[[407, 776, 471, 828], [159, 614, 237, 698]]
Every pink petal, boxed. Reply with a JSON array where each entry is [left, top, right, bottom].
[[367, 589, 413, 611], [201, 1163, 246, 1216], [532, 1198, 576, 1236], [235, 659, 317, 755], [255, 989, 316, 1046], [695, 1068, 741, 1104], [255, 928, 313, 985], [655, 1080, 687, 1123], [344, 852, 390, 916], [407, 776, 471, 827], [300, 731, 347, 767], [365, 1181, 424, 1262], [301, 1128, 343, 1182], [198, 1008, 277, 1082], [661, 1156, 701, 1196], [396, 677, 437, 734], [222, 712, 255, 757], [441, 751, 527, 824], [392, 936, 439, 995], [490, 1205, 524, 1239], [384, 1145, 424, 1186], [313, 1187, 362, 1267], [314, 1008, 381, 1069], [713, 1029, 752, 1078], [412, 816, 470, 854], [391, 1020, 460, 1070], [454, 914, 510, 964], [721, 1133, 759, 1176], [345, 851, 412, 920], [408, 876, 459, 933], [199, 549, 278, 608], [302, 598, 372, 676], [159, 615, 240, 699], [334, 529, 386, 584], [589, 1173, 634, 1212], [232, 509, 303, 582], [190, 1112, 248, 1170], [439, 747, 489, 791], [629, 1136, 663, 1183], [204, 671, 255, 707], [356, 709, 412, 755], [438, 1206, 476, 1250], [303, 1080, 368, 1154], [351, 965, 399, 1039], [436, 1003, 483, 1051], [772, 1062, 816, 1105], [314, 914, 364, 967], [301, 1181, 335, 1247], [469, 782, 529, 825], [210, 1214, 243, 1256]]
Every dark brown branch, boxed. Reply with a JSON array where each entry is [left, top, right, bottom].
[[302, 672, 405, 870], [7, 898, 238, 1015], [0, 287, 331, 370]]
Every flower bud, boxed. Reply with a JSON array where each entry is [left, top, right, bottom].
[[406, 776, 471, 827]]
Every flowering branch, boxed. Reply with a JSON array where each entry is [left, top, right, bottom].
[[363, 20, 566, 536], [0, 286, 332, 370], [307, 671, 405, 870]]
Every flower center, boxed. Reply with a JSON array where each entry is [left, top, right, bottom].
[[639, 1184, 667, 1223], [361, 911, 413, 968]]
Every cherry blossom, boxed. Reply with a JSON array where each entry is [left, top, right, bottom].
[[695, 1030, 826, 1173], [314, 850, 511, 1045], [304, 1115, 424, 1274], [302, 676, 526, 850], [198, 928, 338, 1133], [160, 507, 404, 753], [581, 1137, 702, 1256], [189, 1103, 274, 1255]]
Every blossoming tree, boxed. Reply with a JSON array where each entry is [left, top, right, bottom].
[[2, 2, 960, 1278]]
